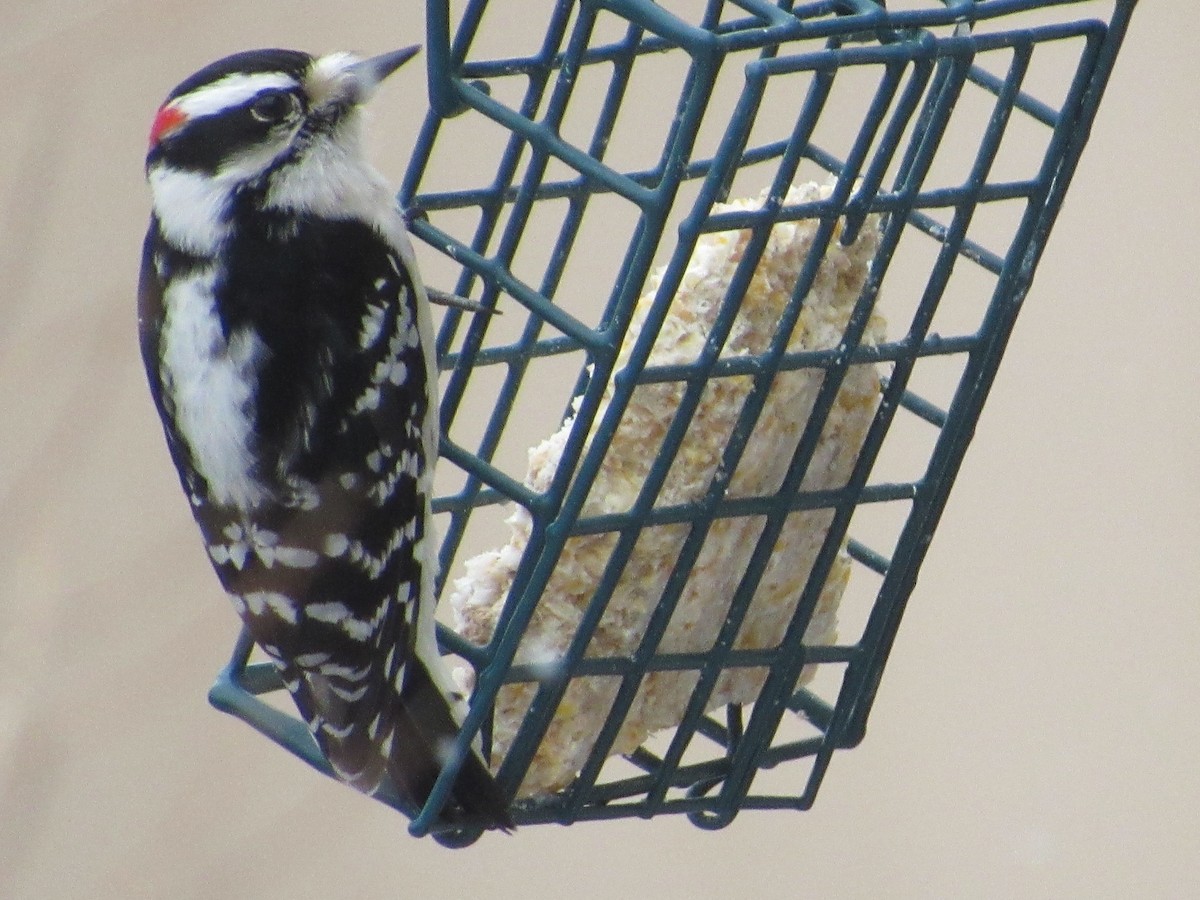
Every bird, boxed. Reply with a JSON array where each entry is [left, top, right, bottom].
[[137, 46, 512, 830]]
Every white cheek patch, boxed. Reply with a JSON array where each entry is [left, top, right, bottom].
[[149, 130, 301, 246], [148, 166, 232, 256]]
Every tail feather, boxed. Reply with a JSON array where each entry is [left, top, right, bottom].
[[287, 655, 513, 831], [392, 658, 515, 832]]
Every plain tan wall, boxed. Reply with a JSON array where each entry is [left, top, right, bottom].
[[1, 2, 1195, 898]]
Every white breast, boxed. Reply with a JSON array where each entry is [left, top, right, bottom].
[[160, 266, 268, 509]]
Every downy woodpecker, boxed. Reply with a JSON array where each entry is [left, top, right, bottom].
[[138, 46, 511, 830]]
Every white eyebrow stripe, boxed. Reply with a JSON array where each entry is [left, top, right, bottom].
[[173, 72, 300, 119]]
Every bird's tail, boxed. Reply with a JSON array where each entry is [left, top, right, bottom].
[[389, 657, 515, 832], [288, 649, 513, 831]]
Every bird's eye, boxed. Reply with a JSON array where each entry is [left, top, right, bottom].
[[250, 91, 299, 124]]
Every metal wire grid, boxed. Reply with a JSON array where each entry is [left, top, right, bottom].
[[208, 0, 1135, 844]]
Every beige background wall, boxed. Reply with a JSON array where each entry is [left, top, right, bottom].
[[1, 1, 1195, 897]]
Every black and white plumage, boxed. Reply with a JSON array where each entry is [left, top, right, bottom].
[[138, 47, 511, 829]]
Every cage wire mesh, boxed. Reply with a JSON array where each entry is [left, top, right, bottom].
[[207, 0, 1136, 844]]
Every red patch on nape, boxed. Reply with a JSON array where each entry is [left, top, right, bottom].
[[149, 104, 188, 147]]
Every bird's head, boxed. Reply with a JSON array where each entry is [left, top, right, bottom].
[[147, 46, 418, 178], [145, 47, 419, 254]]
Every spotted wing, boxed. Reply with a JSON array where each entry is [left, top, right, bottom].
[[195, 221, 434, 795]]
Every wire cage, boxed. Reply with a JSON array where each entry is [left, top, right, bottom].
[[208, 0, 1136, 844]]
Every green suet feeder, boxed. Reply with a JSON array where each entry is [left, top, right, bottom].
[[209, 0, 1137, 845]]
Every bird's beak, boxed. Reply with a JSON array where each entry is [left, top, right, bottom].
[[308, 46, 421, 112], [348, 45, 421, 96]]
